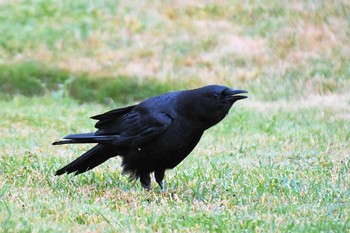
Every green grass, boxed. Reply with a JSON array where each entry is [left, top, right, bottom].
[[0, 0, 349, 232], [0, 96, 348, 232], [0, 61, 180, 104]]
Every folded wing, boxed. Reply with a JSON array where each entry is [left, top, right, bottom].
[[53, 104, 173, 148]]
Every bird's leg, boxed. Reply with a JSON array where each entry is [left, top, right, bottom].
[[155, 170, 165, 190], [140, 173, 151, 191]]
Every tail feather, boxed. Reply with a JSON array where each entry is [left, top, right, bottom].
[[52, 140, 92, 145], [55, 144, 114, 176], [52, 133, 116, 145]]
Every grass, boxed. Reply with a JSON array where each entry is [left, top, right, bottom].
[[0, 61, 178, 104], [0, 96, 348, 232], [0, 0, 349, 232]]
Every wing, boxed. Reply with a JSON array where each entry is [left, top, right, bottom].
[[91, 104, 136, 128], [92, 105, 173, 147]]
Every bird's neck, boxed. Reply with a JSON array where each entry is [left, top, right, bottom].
[[175, 94, 222, 130]]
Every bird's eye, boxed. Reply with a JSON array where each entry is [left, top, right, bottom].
[[212, 93, 219, 99]]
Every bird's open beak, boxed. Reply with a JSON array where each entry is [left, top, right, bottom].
[[223, 89, 248, 101]]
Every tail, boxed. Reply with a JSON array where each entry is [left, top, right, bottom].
[[52, 133, 116, 145], [55, 144, 114, 176]]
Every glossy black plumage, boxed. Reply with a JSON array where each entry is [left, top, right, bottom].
[[53, 85, 247, 190]]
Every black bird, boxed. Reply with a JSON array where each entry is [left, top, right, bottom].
[[53, 85, 247, 190]]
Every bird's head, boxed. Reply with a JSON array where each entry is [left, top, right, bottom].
[[178, 85, 248, 129]]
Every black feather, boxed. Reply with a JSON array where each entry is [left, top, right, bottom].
[[55, 144, 114, 175], [52, 133, 117, 145]]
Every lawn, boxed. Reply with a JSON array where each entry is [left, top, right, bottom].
[[0, 0, 349, 232]]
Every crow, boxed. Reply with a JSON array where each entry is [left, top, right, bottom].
[[53, 85, 247, 190]]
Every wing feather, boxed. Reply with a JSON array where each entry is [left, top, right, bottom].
[[92, 105, 173, 147]]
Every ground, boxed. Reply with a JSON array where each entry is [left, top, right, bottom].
[[0, 0, 349, 232]]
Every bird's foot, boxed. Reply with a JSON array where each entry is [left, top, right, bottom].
[[141, 183, 151, 191], [156, 180, 166, 191], [140, 174, 151, 191]]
